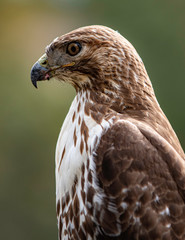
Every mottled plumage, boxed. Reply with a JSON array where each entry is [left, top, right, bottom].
[[31, 25, 185, 240]]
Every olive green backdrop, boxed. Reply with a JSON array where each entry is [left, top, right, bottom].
[[0, 0, 185, 239]]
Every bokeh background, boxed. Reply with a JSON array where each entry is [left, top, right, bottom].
[[1, 0, 185, 239]]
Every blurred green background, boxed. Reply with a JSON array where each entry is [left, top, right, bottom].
[[0, 0, 185, 239]]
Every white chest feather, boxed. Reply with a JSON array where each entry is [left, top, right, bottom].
[[55, 91, 111, 203]]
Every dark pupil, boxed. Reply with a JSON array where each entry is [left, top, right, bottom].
[[71, 45, 77, 53]]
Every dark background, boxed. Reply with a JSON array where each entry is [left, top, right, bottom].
[[0, 0, 185, 239]]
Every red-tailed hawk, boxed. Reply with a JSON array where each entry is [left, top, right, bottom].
[[31, 25, 185, 240]]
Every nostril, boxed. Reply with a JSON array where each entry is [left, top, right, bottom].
[[38, 53, 48, 66]]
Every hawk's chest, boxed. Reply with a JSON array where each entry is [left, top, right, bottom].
[[55, 92, 109, 202], [55, 92, 114, 239]]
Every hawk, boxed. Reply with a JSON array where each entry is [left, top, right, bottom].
[[31, 25, 185, 240]]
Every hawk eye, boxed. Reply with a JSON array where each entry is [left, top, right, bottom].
[[67, 42, 81, 56]]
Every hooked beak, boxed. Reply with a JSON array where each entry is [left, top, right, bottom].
[[30, 53, 75, 89], [30, 54, 51, 88]]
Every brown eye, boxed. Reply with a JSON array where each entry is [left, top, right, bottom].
[[67, 42, 82, 56]]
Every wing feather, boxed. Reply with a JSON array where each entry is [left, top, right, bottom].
[[93, 120, 185, 239]]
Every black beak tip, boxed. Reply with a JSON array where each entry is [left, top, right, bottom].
[[32, 80, 38, 89], [31, 76, 38, 89]]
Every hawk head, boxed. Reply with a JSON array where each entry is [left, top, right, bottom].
[[31, 25, 154, 108]]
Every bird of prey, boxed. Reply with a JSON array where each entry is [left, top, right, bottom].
[[31, 25, 185, 240]]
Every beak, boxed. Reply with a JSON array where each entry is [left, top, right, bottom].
[[30, 54, 50, 88]]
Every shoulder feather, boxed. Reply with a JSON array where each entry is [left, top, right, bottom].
[[93, 120, 185, 239]]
